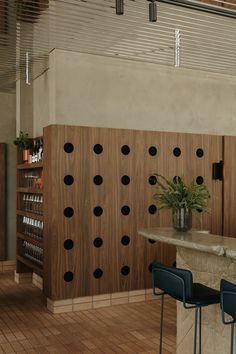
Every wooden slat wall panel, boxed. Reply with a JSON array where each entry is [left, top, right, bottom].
[[184, 133, 223, 235], [223, 136, 236, 237], [0, 144, 6, 260], [43, 125, 223, 300], [115, 129, 148, 292], [81, 127, 115, 296], [45, 126, 85, 299], [144, 132, 223, 288]]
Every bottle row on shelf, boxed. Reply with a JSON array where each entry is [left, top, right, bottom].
[[22, 216, 43, 240], [31, 138, 43, 164], [22, 241, 43, 265], [22, 171, 43, 190], [22, 194, 43, 214]]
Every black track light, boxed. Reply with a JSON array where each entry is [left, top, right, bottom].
[[148, 0, 157, 22], [116, 0, 124, 15]]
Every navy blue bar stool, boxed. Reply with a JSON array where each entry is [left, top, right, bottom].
[[220, 279, 236, 354], [152, 261, 220, 354]]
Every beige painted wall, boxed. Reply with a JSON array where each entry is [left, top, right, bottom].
[[33, 70, 50, 137], [48, 49, 236, 136], [0, 93, 16, 260], [19, 81, 34, 136], [33, 50, 57, 136]]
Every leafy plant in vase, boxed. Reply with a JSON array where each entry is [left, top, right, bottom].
[[153, 175, 211, 231], [13, 131, 31, 163]]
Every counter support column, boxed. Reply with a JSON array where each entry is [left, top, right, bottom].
[[176, 247, 236, 354]]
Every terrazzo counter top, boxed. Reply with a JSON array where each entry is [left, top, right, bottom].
[[138, 227, 236, 259]]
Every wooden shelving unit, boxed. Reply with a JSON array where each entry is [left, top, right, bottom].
[[17, 188, 43, 194], [17, 255, 43, 276], [17, 162, 43, 170], [16, 137, 44, 278], [14, 125, 224, 314], [16, 210, 43, 220], [17, 232, 43, 248]]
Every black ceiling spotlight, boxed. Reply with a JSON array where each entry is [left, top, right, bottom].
[[116, 0, 124, 15], [148, 0, 157, 22]]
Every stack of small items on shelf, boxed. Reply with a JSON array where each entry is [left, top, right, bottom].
[[16, 136, 44, 276]]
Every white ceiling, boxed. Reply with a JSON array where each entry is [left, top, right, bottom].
[[0, 0, 236, 92]]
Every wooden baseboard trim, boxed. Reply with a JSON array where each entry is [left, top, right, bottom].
[[14, 271, 43, 290], [47, 288, 157, 314], [1, 260, 16, 273]]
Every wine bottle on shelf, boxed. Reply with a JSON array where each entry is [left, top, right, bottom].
[[39, 195, 43, 214], [23, 194, 26, 211], [36, 140, 39, 163], [38, 139, 43, 161], [36, 140, 40, 162], [32, 140, 36, 163], [23, 241, 42, 264]]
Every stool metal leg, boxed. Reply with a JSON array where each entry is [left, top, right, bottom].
[[230, 323, 234, 354], [199, 307, 202, 354], [159, 294, 164, 354], [194, 307, 199, 354]]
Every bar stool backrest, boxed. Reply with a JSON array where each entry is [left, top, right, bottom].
[[152, 261, 193, 300], [221, 279, 236, 321]]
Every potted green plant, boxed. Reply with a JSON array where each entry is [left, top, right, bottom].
[[153, 175, 211, 231], [13, 131, 31, 163]]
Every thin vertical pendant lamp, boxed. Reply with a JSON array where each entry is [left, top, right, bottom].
[[116, 0, 124, 15], [25, 52, 31, 85], [149, 0, 157, 22], [174, 29, 181, 67], [148, 0, 157, 22]]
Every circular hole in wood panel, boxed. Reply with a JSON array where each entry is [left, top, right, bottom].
[[93, 144, 103, 154], [93, 268, 103, 279], [93, 206, 103, 217], [148, 263, 153, 273], [64, 175, 74, 186], [93, 237, 103, 248], [148, 146, 157, 156], [148, 175, 157, 185], [196, 148, 204, 158], [121, 145, 130, 155], [121, 175, 130, 185], [64, 271, 74, 282], [121, 265, 130, 276], [121, 235, 130, 246], [196, 176, 204, 185], [173, 147, 181, 157], [148, 239, 156, 244], [121, 205, 130, 215], [197, 208, 203, 213], [93, 175, 103, 185], [173, 176, 181, 184], [64, 143, 74, 153], [64, 207, 74, 218], [64, 239, 74, 250], [148, 205, 157, 215]]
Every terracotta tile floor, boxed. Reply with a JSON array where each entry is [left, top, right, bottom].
[[0, 273, 176, 353]]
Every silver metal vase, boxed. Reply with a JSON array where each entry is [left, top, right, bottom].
[[172, 208, 192, 231]]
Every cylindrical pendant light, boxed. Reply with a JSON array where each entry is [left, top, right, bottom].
[[116, 0, 124, 15], [149, 0, 157, 22], [25, 52, 31, 85]]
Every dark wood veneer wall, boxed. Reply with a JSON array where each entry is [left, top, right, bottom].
[[0, 144, 6, 260], [43, 125, 223, 300]]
